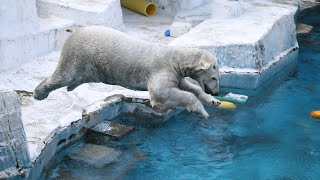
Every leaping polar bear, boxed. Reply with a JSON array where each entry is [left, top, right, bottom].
[[34, 26, 221, 118]]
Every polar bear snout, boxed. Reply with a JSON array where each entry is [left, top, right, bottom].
[[204, 80, 219, 96], [192, 64, 220, 96]]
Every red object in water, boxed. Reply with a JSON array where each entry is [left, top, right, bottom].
[[310, 110, 320, 119]]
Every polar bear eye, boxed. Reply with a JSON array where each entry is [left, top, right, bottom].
[[212, 77, 217, 81], [213, 65, 216, 69]]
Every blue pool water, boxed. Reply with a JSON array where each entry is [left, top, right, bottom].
[[44, 6, 320, 180]]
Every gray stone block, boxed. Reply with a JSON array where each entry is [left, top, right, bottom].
[[0, 89, 30, 178], [91, 121, 133, 138]]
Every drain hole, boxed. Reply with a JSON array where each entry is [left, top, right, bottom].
[[68, 134, 76, 140], [79, 127, 86, 135], [57, 139, 66, 146]]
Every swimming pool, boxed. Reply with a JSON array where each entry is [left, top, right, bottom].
[[43, 6, 320, 180]]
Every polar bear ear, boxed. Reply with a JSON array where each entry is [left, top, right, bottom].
[[196, 61, 211, 70]]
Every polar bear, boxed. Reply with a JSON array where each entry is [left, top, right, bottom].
[[34, 26, 220, 118]]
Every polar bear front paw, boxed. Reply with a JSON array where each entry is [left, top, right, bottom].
[[186, 101, 209, 118], [205, 95, 221, 106], [211, 99, 221, 106]]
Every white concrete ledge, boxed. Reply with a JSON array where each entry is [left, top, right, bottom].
[[169, 1, 299, 91], [37, 0, 124, 28]]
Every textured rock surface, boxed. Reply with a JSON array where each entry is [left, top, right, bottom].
[[0, 89, 30, 178]]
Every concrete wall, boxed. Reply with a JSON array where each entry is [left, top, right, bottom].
[[0, 0, 39, 35], [0, 0, 124, 71], [0, 0, 73, 71]]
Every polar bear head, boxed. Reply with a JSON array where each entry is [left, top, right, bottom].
[[191, 52, 220, 95]]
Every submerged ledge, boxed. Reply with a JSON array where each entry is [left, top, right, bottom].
[[27, 93, 179, 179]]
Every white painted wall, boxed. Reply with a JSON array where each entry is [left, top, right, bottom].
[[0, 0, 75, 71], [150, 0, 211, 16], [211, 0, 243, 19], [0, 0, 125, 71], [37, 0, 124, 28], [0, 0, 39, 37]]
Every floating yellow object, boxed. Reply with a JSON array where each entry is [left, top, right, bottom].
[[310, 110, 320, 118], [217, 101, 236, 109], [121, 0, 157, 17]]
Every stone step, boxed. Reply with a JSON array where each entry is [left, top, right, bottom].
[[37, 0, 124, 28], [169, 2, 299, 91], [91, 121, 134, 139]]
